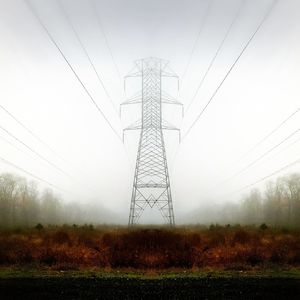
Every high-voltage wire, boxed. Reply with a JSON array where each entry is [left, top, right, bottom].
[[276, 136, 300, 155], [217, 128, 299, 186], [0, 125, 72, 178], [0, 104, 109, 195], [182, 0, 278, 141], [185, 0, 246, 114], [228, 158, 300, 195], [0, 134, 39, 162], [25, 0, 122, 142], [211, 108, 300, 187], [57, 0, 118, 114], [236, 107, 300, 162], [0, 104, 68, 164], [89, 0, 122, 83], [0, 155, 70, 194], [181, 0, 214, 81]]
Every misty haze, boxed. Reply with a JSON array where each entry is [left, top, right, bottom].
[[0, 0, 299, 299]]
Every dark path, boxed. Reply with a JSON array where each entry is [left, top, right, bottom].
[[0, 277, 299, 299]]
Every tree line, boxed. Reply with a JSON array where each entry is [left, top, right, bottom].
[[190, 173, 300, 228], [1, 172, 299, 228], [239, 173, 300, 227], [0, 172, 115, 228]]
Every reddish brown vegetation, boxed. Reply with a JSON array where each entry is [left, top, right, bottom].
[[0, 225, 299, 270]]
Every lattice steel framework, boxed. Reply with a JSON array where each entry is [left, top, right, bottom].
[[121, 58, 182, 225]]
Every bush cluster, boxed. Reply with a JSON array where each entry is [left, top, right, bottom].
[[0, 225, 299, 270]]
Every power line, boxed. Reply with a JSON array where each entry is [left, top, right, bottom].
[[0, 134, 38, 161], [0, 155, 70, 194], [0, 125, 72, 178], [0, 104, 111, 195], [89, 0, 122, 83], [236, 107, 300, 162], [204, 108, 299, 192], [0, 129, 106, 196], [0, 104, 68, 164], [181, 0, 214, 82], [185, 0, 246, 114], [57, 0, 118, 114], [211, 108, 300, 186], [182, 0, 278, 141], [244, 134, 300, 170], [229, 158, 300, 195], [217, 128, 299, 186], [276, 135, 300, 155], [170, 0, 216, 166], [25, 0, 122, 142], [0, 132, 76, 185]]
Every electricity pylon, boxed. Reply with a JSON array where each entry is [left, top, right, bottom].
[[121, 57, 183, 226]]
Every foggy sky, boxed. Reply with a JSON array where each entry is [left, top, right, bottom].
[[0, 0, 299, 223]]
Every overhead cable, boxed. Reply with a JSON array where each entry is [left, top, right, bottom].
[[0, 155, 70, 194], [25, 0, 122, 142], [185, 0, 246, 114], [182, 0, 278, 141]]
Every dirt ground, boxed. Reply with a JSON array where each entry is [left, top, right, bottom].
[[0, 276, 300, 299]]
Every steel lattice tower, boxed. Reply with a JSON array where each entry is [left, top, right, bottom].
[[121, 58, 182, 225]]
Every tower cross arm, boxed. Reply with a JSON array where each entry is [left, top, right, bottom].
[[162, 119, 181, 142], [124, 72, 142, 78], [162, 91, 184, 117], [123, 119, 142, 142], [120, 92, 142, 117], [161, 72, 179, 78], [161, 66, 179, 90], [124, 68, 142, 91], [161, 65, 178, 78]]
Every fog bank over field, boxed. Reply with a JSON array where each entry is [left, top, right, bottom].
[[0, 172, 299, 228], [181, 173, 300, 228], [0, 0, 299, 223], [0, 172, 121, 227]]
